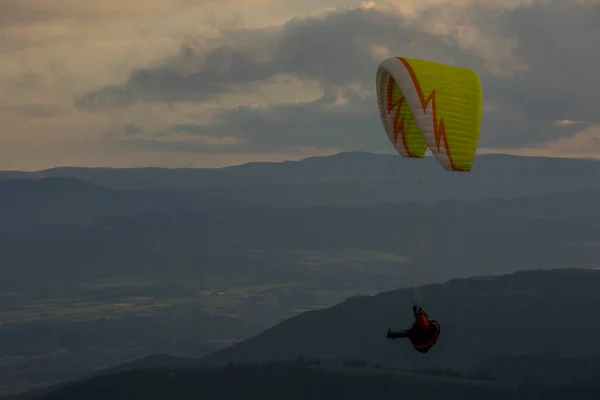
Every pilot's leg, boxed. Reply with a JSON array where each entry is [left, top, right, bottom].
[[387, 328, 410, 339]]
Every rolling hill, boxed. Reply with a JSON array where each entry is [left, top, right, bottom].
[[198, 268, 600, 376]]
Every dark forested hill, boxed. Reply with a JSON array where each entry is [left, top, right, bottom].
[[28, 359, 600, 400]]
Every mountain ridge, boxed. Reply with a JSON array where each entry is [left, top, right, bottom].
[[2, 152, 599, 191], [196, 268, 600, 370]]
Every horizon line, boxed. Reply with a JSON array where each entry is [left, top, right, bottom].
[[1, 150, 598, 173]]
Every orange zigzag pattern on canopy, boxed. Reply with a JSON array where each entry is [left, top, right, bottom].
[[386, 76, 421, 158], [397, 57, 462, 172]]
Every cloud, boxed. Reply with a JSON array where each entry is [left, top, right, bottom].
[[0, 103, 66, 118], [72, 0, 600, 156], [553, 120, 584, 128], [72, 3, 486, 155], [73, 6, 445, 110], [165, 86, 379, 152], [0, 0, 227, 27], [483, 124, 600, 159], [479, 0, 600, 146], [545, 124, 600, 156]]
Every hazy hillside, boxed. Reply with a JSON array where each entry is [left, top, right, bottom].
[[0, 178, 236, 231], [3, 189, 600, 291], [3, 165, 600, 394], [198, 269, 600, 375]]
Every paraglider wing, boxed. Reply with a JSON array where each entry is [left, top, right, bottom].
[[376, 63, 427, 158], [376, 57, 483, 171]]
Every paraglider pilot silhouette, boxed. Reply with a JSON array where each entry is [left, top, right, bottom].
[[387, 303, 440, 353]]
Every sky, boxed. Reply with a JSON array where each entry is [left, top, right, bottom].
[[0, 0, 599, 170]]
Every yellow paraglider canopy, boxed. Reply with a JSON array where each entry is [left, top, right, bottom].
[[375, 56, 482, 171]]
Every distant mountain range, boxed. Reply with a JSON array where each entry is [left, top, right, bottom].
[[2, 152, 600, 231], [2, 151, 599, 196]]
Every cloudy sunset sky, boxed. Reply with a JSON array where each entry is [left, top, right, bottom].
[[1, 0, 598, 170]]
